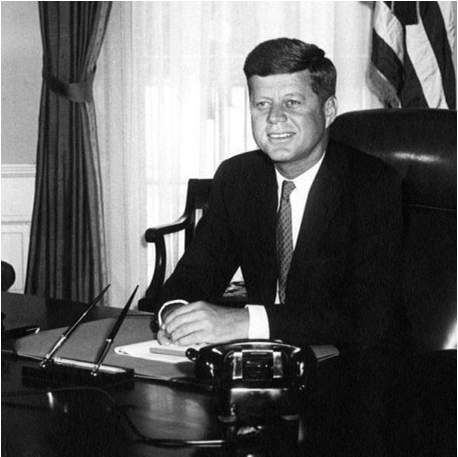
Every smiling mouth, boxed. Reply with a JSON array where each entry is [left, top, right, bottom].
[[268, 132, 295, 140]]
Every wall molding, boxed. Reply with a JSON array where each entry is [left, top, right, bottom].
[[2, 163, 36, 178]]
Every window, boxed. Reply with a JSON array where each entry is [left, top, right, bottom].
[[95, 1, 379, 305]]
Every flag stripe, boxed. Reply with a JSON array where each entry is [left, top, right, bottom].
[[406, 5, 449, 108], [371, 1, 405, 107], [420, 2, 456, 109], [373, 1, 404, 62], [372, 29, 404, 94], [401, 53, 429, 108]]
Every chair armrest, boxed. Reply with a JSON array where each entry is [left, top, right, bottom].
[[140, 213, 195, 312], [144, 214, 193, 242]]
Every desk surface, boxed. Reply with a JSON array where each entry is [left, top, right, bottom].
[[2, 293, 454, 457], [1, 293, 299, 457]]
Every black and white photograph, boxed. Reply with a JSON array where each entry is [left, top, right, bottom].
[[2, 2, 456, 456]]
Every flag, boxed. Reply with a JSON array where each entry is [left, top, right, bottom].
[[370, 1, 456, 109]]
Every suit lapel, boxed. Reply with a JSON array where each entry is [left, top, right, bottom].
[[291, 142, 347, 271], [256, 163, 278, 304]]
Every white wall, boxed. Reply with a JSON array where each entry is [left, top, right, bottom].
[[1, 1, 41, 164], [1, 2, 41, 291]]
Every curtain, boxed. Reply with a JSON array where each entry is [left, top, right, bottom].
[[95, 1, 381, 306], [25, 2, 112, 304]]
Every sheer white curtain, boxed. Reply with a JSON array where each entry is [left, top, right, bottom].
[[95, 1, 381, 307]]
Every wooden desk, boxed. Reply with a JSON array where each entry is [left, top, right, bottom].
[[1, 293, 296, 457], [3, 293, 454, 457]]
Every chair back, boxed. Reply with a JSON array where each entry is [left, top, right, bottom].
[[330, 108, 457, 352], [183, 179, 212, 247], [139, 179, 213, 311]]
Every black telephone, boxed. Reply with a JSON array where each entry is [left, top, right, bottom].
[[186, 340, 316, 424]]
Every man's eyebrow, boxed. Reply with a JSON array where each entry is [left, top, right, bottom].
[[252, 91, 305, 98], [283, 92, 306, 98], [250, 94, 272, 100]]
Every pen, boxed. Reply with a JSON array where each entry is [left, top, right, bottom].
[[91, 285, 139, 376], [40, 284, 111, 367]]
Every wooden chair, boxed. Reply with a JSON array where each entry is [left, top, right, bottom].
[[139, 179, 246, 311], [140, 179, 231, 311]]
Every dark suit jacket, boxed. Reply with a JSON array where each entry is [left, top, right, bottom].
[[159, 139, 404, 349]]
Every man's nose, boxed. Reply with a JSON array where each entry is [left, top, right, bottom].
[[268, 104, 287, 124]]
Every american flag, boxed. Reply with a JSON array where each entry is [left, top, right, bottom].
[[370, 1, 456, 109]]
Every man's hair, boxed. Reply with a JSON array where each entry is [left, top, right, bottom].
[[243, 38, 336, 104]]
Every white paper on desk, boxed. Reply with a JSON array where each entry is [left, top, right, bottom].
[[115, 340, 192, 364]]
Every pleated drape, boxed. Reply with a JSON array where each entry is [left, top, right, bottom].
[[25, 2, 112, 303]]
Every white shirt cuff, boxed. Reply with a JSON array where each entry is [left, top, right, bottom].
[[245, 304, 270, 339], [158, 299, 189, 326]]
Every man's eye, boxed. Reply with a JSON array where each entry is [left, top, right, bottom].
[[286, 99, 301, 107], [255, 101, 270, 109]]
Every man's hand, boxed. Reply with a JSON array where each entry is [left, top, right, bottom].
[[157, 301, 249, 346]]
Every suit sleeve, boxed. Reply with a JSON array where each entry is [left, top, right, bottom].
[[157, 162, 240, 309]]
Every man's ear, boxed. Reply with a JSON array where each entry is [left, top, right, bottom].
[[324, 96, 338, 128]]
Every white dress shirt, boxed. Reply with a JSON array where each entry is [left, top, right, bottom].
[[246, 153, 325, 339]]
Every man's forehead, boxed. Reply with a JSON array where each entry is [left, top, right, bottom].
[[248, 70, 312, 92]]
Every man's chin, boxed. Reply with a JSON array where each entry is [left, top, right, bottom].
[[262, 149, 293, 164]]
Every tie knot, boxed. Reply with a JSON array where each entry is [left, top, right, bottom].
[[281, 180, 295, 200]]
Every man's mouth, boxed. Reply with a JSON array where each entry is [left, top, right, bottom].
[[268, 132, 295, 139]]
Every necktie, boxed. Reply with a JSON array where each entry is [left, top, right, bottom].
[[277, 180, 296, 304]]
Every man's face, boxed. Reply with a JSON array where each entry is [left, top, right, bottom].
[[249, 70, 337, 178]]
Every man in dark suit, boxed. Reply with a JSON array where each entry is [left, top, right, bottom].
[[154, 37, 409, 456], [155, 37, 403, 353]]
